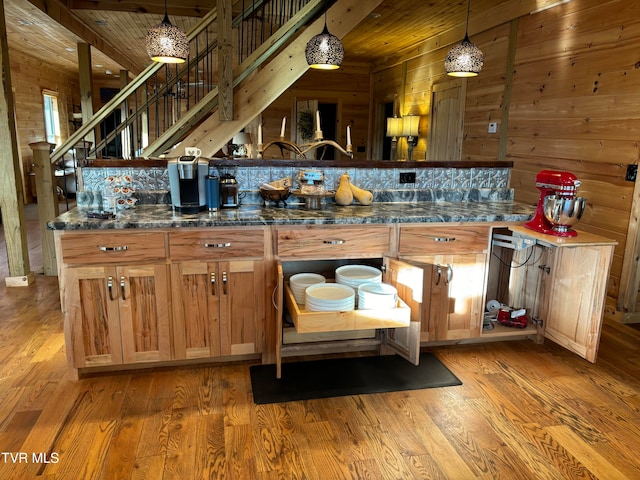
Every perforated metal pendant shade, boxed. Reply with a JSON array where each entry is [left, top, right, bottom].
[[145, 14, 189, 64], [305, 23, 344, 70], [445, 34, 484, 77], [445, 0, 483, 77]]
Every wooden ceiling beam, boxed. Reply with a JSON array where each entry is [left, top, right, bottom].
[[65, 0, 219, 17], [26, 0, 143, 74]]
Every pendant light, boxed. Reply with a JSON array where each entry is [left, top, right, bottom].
[[445, 0, 484, 77], [145, 0, 189, 64], [305, 12, 344, 70]]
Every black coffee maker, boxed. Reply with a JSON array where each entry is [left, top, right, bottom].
[[218, 166, 240, 208], [168, 156, 209, 213]]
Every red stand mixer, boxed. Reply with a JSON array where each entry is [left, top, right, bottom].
[[524, 170, 587, 237]]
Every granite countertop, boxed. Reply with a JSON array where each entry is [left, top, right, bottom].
[[48, 201, 535, 230]]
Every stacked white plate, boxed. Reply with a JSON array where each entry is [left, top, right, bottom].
[[335, 265, 382, 291], [289, 273, 326, 305], [358, 283, 398, 310], [305, 283, 355, 312]]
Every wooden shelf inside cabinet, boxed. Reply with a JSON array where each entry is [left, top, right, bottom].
[[284, 282, 411, 334], [481, 321, 538, 338]]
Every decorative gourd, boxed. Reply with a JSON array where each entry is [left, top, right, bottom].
[[350, 183, 373, 206], [334, 173, 354, 206]]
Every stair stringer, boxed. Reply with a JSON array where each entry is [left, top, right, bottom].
[[155, 0, 384, 158]]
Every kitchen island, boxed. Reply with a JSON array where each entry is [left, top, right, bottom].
[[49, 199, 615, 379]]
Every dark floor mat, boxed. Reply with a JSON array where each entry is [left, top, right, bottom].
[[250, 353, 462, 404]]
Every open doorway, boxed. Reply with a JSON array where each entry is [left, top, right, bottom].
[[317, 102, 337, 159]]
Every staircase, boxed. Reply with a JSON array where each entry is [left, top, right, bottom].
[[51, 0, 384, 164]]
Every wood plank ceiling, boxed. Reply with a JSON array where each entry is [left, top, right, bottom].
[[2, 0, 521, 82]]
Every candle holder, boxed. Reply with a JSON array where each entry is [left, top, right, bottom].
[[300, 140, 353, 159], [259, 138, 306, 159]]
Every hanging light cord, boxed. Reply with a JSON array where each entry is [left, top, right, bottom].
[[465, 0, 471, 34], [163, 0, 169, 22]]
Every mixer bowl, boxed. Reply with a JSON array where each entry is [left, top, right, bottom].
[[543, 195, 587, 233]]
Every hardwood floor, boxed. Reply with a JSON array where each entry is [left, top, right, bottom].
[[1, 213, 640, 478]]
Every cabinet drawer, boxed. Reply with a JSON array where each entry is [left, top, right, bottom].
[[60, 232, 166, 265], [399, 225, 490, 256], [169, 228, 265, 261], [276, 225, 391, 259]]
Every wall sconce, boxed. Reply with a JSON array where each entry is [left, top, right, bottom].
[[445, 0, 484, 77], [232, 132, 251, 157], [145, 0, 189, 63], [402, 115, 419, 161], [386, 116, 404, 160]]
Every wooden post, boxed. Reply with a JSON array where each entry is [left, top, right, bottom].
[[217, 0, 233, 122], [0, 0, 33, 286], [77, 42, 96, 153], [30, 142, 59, 277]]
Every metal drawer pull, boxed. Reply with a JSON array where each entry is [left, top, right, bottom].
[[222, 271, 228, 294], [433, 237, 456, 242], [323, 240, 345, 245], [107, 276, 116, 301], [204, 242, 232, 248], [211, 272, 216, 296], [99, 245, 128, 252], [120, 276, 126, 300]]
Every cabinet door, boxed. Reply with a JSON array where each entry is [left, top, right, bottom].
[[64, 266, 123, 368], [382, 258, 424, 365], [421, 253, 486, 341], [118, 264, 172, 364], [171, 260, 265, 359], [219, 260, 265, 356], [541, 245, 614, 362], [170, 262, 222, 359]]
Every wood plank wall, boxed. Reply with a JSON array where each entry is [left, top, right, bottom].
[[370, 0, 639, 319], [263, 64, 372, 160], [508, 0, 638, 315], [9, 50, 78, 203], [9, 47, 125, 203]]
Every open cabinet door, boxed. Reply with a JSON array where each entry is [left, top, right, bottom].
[[382, 257, 425, 365], [276, 262, 284, 378]]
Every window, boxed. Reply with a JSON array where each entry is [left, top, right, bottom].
[[43, 90, 62, 146]]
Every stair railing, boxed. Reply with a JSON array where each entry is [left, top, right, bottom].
[[51, 0, 325, 164]]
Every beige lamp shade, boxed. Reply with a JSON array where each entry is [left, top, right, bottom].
[[386, 117, 404, 137], [146, 15, 189, 64], [232, 132, 252, 145], [402, 115, 419, 137]]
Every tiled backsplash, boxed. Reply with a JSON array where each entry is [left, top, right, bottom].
[[79, 165, 512, 207]]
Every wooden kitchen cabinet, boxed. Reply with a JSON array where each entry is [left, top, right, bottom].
[[275, 257, 423, 378], [507, 226, 616, 362], [273, 224, 418, 377], [59, 232, 171, 377], [398, 225, 491, 342], [169, 228, 266, 360]]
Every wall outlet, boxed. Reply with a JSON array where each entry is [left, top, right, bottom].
[[488, 122, 498, 134], [626, 164, 638, 182], [399, 172, 416, 184]]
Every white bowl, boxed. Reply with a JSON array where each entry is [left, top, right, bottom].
[[335, 265, 382, 289], [289, 273, 326, 304]]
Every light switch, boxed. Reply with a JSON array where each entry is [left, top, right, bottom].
[[488, 122, 498, 134]]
